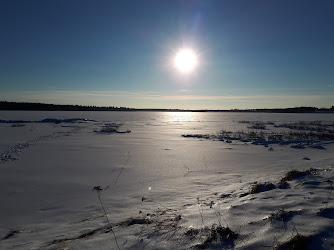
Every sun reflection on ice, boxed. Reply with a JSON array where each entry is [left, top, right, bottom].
[[166, 112, 196, 123]]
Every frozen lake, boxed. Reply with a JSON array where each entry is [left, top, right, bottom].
[[1, 111, 334, 249]]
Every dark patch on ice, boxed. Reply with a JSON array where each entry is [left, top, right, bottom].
[[38, 118, 62, 123], [47, 227, 108, 245], [309, 231, 334, 250], [0, 120, 31, 124], [317, 207, 334, 219], [0, 153, 17, 162], [96, 124, 131, 134], [302, 181, 321, 186], [0, 118, 94, 124], [310, 145, 326, 150], [39, 206, 62, 212], [220, 194, 231, 199], [1, 230, 19, 241], [291, 144, 306, 149], [121, 217, 153, 226], [38, 118, 94, 123], [182, 134, 213, 139], [11, 123, 25, 127], [239, 192, 249, 198], [114, 130, 131, 133], [183, 203, 193, 207]]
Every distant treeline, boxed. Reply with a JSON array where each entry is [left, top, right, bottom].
[[0, 101, 135, 111], [230, 106, 334, 113], [0, 101, 333, 113]]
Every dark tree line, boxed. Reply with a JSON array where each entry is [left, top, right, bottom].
[[0, 101, 134, 111], [243, 106, 334, 113], [0, 101, 333, 112]]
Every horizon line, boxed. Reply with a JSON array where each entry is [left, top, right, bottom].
[[1, 100, 333, 112]]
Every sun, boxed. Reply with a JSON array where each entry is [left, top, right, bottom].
[[173, 48, 198, 74]]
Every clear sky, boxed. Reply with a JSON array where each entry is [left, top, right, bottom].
[[1, 0, 333, 109]]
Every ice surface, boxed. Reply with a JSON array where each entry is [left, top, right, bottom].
[[0, 111, 333, 249]]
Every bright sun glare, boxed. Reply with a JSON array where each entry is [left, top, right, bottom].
[[174, 48, 198, 74]]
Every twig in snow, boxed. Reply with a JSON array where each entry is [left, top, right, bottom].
[[114, 151, 131, 185], [92, 186, 120, 250]]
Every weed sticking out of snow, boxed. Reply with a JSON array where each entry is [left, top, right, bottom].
[[275, 120, 334, 132], [251, 182, 276, 194], [248, 122, 267, 130], [96, 123, 131, 134], [92, 186, 120, 250], [185, 227, 200, 236], [278, 168, 317, 186], [99, 126, 118, 133], [240, 182, 276, 197], [264, 209, 297, 223], [195, 224, 238, 249], [240, 168, 323, 198], [182, 134, 213, 139], [274, 233, 313, 250], [182, 120, 334, 149]]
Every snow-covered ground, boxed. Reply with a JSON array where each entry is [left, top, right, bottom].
[[0, 111, 333, 249]]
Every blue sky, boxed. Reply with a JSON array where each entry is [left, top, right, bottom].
[[1, 0, 333, 109]]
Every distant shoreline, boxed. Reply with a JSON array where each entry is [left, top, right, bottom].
[[1, 101, 333, 113]]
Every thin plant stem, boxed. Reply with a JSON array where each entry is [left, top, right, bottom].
[[95, 190, 121, 250], [326, 182, 333, 209]]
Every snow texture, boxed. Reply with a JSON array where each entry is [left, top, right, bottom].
[[0, 111, 333, 249]]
